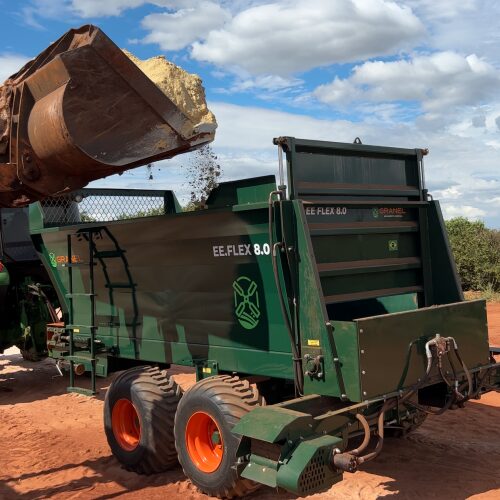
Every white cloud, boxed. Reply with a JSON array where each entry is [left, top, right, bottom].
[[209, 103, 500, 228], [94, 102, 498, 226], [435, 186, 461, 200], [441, 204, 486, 220], [141, 2, 230, 51], [486, 196, 500, 207], [70, 0, 150, 17], [314, 52, 500, 113], [408, 1, 500, 65], [472, 114, 486, 128], [190, 0, 424, 75], [406, 0, 476, 21], [0, 54, 30, 82], [217, 74, 303, 94], [21, 0, 194, 22], [210, 101, 367, 150]]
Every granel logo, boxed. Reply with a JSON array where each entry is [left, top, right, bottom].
[[379, 207, 407, 217], [49, 253, 82, 267]]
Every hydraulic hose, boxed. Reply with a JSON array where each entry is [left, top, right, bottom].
[[452, 345, 473, 397], [335, 398, 397, 472], [335, 335, 481, 474], [268, 191, 303, 396], [405, 335, 475, 414], [356, 399, 395, 464], [350, 413, 371, 456]]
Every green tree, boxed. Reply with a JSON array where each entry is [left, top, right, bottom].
[[445, 217, 500, 291]]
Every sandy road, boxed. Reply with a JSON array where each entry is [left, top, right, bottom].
[[1, 303, 499, 500]]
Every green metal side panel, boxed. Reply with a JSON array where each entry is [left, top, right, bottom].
[[427, 200, 463, 304], [33, 201, 296, 379], [356, 300, 490, 399], [293, 202, 361, 401], [329, 320, 361, 401], [206, 176, 276, 207], [235, 400, 344, 495], [283, 137, 422, 200], [233, 406, 314, 443]]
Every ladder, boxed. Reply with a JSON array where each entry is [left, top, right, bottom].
[[65, 230, 98, 396], [64, 225, 139, 395], [89, 227, 139, 358]]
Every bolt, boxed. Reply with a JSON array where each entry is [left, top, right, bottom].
[[361, 370, 366, 375], [360, 329, 364, 333], [363, 391, 367, 396]]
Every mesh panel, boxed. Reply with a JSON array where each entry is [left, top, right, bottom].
[[40, 189, 171, 227], [298, 449, 328, 494]]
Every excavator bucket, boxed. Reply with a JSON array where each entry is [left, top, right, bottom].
[[0, 25, 216, 207]]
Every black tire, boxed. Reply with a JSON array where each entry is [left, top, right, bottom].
[[104, 365, 182, 474], [18, 338, 46, 361], [174, 375, 263, 499], [20, 347, 42, 362]]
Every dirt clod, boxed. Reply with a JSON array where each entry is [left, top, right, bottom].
[[124, 50, 216, 138]]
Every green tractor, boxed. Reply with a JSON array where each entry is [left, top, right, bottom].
[[28, 137, 500, 497], [0, 207, 58, 360]]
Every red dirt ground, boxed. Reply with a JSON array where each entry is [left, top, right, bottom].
[[1, 303, 499, 500]]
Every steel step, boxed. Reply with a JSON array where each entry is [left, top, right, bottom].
[[94, 250, 126, 258], [105, 282, 136, 289], [309, 221, 419, 236], [318, 257, 421, 277], [324, 285, 423, 304]]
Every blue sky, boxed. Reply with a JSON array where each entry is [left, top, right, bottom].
[[1, 0, 499, 226]]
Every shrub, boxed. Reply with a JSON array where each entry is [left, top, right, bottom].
[[445, 217, 500, 291]]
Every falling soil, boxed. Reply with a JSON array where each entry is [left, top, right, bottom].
[[123, 50, 216, 138], [1, 303, 500, 500]]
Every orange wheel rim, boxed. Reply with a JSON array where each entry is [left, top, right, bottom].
[[185, 411, 224, 473], [112, 398, 141, 451]]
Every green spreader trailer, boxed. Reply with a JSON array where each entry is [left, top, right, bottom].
[[30, 137, 500, 498]]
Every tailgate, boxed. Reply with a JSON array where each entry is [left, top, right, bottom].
[[355, 299, 489, 399]]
